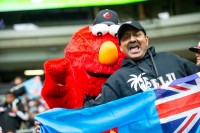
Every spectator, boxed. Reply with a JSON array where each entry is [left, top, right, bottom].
[[26, 98, 48, 128], [0, 19, 5, 29], [189, 42, 200, 66], [9, 76, 26, 97], [0, 91, 28, 133]]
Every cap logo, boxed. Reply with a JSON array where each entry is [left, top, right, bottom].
[[103, 12, 112, 19], [125, 21, 132, 24]]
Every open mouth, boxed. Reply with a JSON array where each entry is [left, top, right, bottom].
[[128, 45, 140, 53], [129, 45, 139, 50], [87, 71, 111, 78]]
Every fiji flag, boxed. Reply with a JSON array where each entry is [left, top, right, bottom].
[[35, 73, 200, 133], [24, 76, 43, 100]]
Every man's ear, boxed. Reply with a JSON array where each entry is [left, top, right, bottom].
[[146, 35, 149, 46]]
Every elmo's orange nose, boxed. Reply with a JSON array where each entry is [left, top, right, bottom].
[[98, 41, 118, 65]]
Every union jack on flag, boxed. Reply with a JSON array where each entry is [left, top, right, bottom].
[[35, 73, 200, 133], [155, 73, 200, 133]]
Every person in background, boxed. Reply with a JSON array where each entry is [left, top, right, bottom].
[[9, 76, 26, 97], [0, 91, 28, 133], [84, 21, 199, 107], [26, 97, 49, 128], [189, 41, 200, 66]]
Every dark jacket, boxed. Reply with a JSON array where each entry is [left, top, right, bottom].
[[0, 98, 28, 132], [84, 46, 199, 107]]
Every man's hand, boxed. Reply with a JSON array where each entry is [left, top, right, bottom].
[[35, 121, 41, 133]]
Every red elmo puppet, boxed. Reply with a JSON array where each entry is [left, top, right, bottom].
[[41, 9, 126, 109]]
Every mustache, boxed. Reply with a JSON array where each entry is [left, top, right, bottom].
[[127, 41, 139, 48]]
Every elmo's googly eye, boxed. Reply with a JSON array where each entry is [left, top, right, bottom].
[[109, 25, 120, 38], [91, 24, 109, 36]]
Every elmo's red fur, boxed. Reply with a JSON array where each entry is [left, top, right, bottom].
[[42, 25, 126, 109]]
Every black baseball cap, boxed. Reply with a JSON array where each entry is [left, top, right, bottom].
[[93, 9, 120, 25], [189, 42, 200, 53], [117, 21, 146, 45]]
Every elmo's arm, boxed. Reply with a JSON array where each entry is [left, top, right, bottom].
[[41, 58, 87, 109], [41, 58, 67, 109]]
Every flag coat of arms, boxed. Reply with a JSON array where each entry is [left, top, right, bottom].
[[35, 73, 200, 133]]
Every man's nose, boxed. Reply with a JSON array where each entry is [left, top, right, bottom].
[[129, 35, 137, 42]]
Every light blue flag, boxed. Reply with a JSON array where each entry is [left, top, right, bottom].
[[35, 90, 162, 133], [35, 72, 200, 133], [23, 76, 43, 100]]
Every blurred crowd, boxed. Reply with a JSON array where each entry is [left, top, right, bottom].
[[0, 76, 49, 133]]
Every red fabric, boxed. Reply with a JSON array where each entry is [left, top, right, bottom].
[[102, 127, 118, 133], [42, 25, 126, 109]]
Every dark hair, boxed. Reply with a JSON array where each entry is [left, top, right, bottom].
[[6, 91, 16, 97]]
